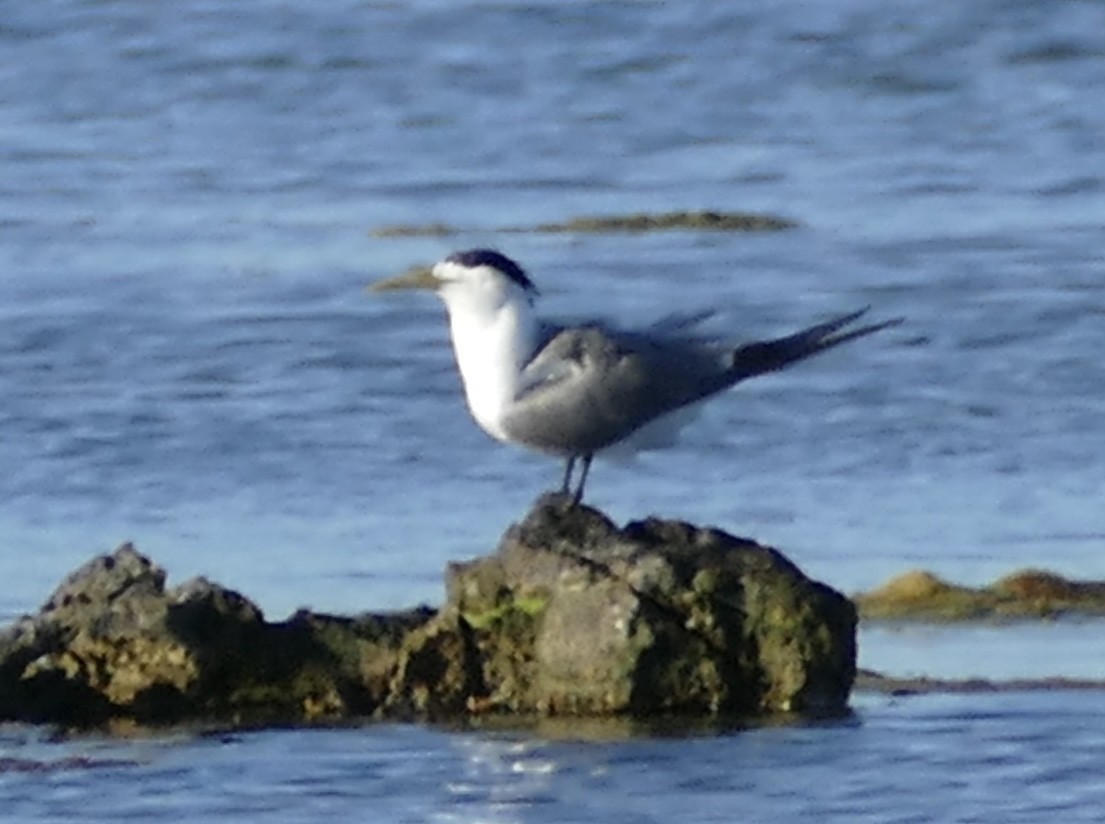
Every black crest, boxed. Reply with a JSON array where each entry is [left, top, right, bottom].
[[446, 249, 539, 294]]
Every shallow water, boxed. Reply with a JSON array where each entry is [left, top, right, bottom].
[[2, 0, 1105, 818], [4, 691, 1105, 823]]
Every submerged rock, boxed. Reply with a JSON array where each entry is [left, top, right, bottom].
[[855, 669, 1105, 696], [527, 210, 796, 233], [0, 500, 855, 729], [854, 568, 1105, 621], [369, 209, 797, 238]]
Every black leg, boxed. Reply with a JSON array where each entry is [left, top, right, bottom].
[[572, 453, 593, 505], [560, 456, 576, 494]]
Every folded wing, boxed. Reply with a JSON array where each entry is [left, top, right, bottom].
[[501, 308, 900, 457], [503, 323, 730, 455]]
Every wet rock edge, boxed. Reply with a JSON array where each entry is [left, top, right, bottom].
[[0, 497, 855, 732]]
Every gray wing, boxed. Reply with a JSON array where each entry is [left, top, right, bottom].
[[501, 323, 730, 456], [501, 307, 901, 457], [541, 309, 717, 342]]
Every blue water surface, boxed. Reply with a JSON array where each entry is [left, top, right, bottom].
[[2, 0, 1104, 819]]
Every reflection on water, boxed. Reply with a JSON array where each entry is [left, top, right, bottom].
[[3, 691, 1105, 822]]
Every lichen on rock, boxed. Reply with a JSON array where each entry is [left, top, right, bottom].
[[0, 544, 432, 727], [390, 495, 856, 719], [854, 568, 1105, 621], [1, 499, 856, 730]]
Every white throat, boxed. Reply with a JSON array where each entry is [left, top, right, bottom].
[[442, 290, 539, 442]]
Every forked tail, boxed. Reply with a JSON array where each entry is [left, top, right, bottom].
[[728, 307, 902, 381]]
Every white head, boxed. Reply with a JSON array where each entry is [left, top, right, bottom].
[[371, 249, 542, 442], [371, 248, 539, 321]]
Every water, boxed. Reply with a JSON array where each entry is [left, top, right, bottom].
[[4, 692, 1105, 823], [2, 0, 1104, 819]]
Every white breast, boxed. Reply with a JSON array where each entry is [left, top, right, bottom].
[[446, 300, 537, 443]]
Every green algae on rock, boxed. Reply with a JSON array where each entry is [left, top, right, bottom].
[[1, 499, 855, 730], [855, 568, 1105, 622], [0, 545, 432, 728], [386, 496, 855, 719]]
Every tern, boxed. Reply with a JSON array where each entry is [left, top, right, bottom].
[[372, 249, 900, 504]]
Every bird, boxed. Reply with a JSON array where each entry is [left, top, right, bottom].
[[371, 248, 900, 505]]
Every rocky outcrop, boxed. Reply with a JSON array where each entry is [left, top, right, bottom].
[[0, 497, 856, 729], [854, 568, 1105, 621], [0, 546, 430, 727], [389, 497, 855, 718]]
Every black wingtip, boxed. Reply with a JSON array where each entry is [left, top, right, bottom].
[[728, 309, 902, 379], [823, 314, 904, 347]]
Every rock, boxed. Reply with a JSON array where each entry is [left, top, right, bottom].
[[527, 210, 797, 234], [1, 501, 856, 729], [854, 568, 1105, 621], [853, 570, 984, 620], [855, 668, 1105, 696], [369, 209, 797, 238], [0, 543, 432, 727], [387, 495, 855, 718]]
